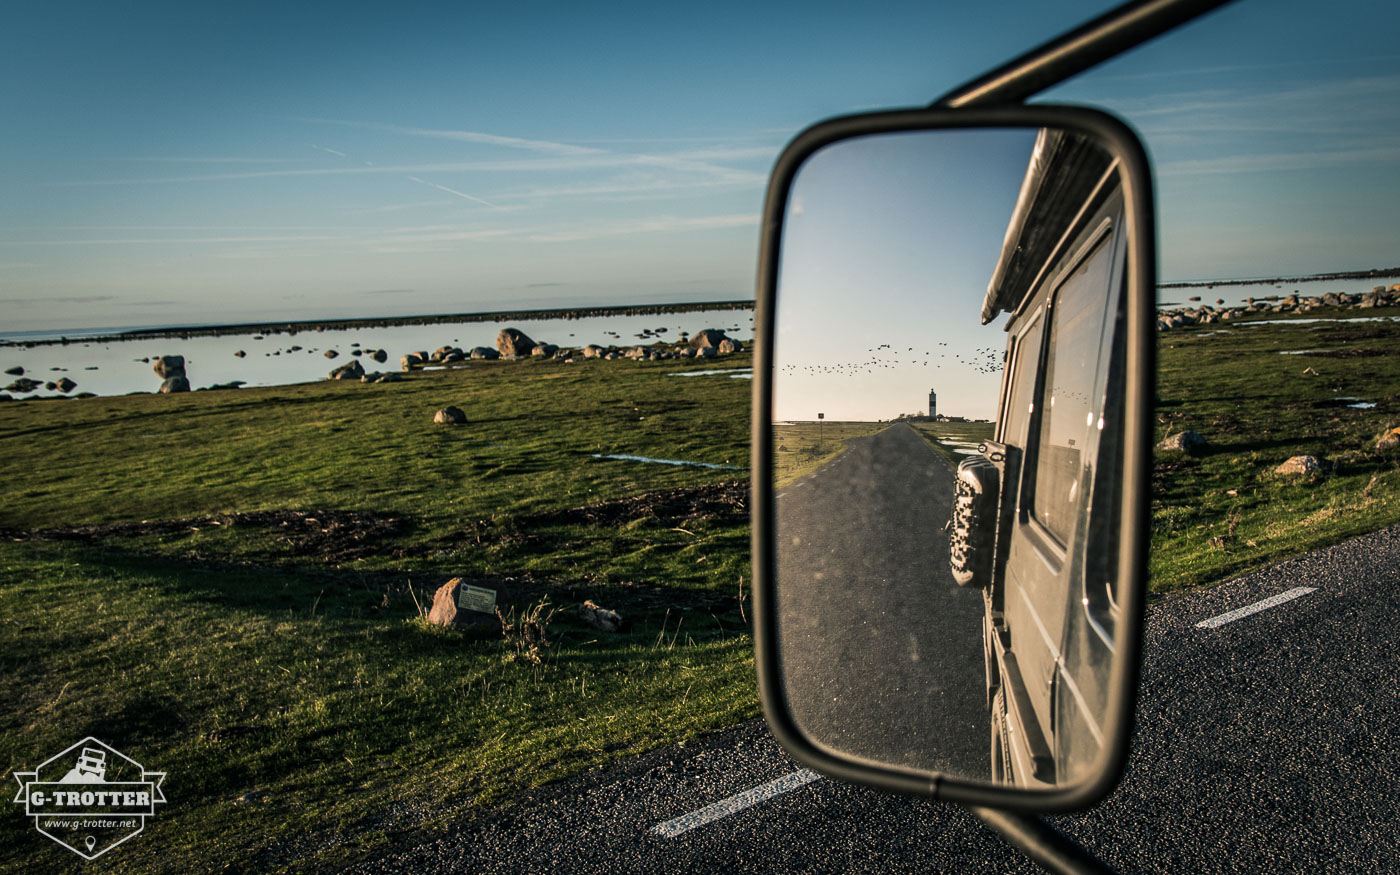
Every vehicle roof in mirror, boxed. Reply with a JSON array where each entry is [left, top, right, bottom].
[[982, 128, 1116, 325]]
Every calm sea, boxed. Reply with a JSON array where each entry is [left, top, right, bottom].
[[2, 308, 754, 398]]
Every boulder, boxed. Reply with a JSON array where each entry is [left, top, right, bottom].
[[55, 377, 77, 393], [6, 377, 41, 393], [531, 343, 559, 358], [160, 376, 191, 393], [234, 350, 246, 358], [496, 328, 536, 358], [351, 348, 363, 356], [329, 360, 365, 380], [470, 346, 500, 360], [153, 355, 186, 379], [426, 577, 509, 631], [324, 349, 339, 359], [361, 372, 403, 384], [695, 346, 717, 359], [689, 328, 728, 349], [1275, 455, 1323, 476], [44, 382, 56, 391], [576, 600, 629, 633], [1157, 430, 1207, 455], [582, 344, 605, 358], [401, 353, 425, 371], [717, 338, 742, 354], [371, 349, 388, 363], [434, 406, 467, 424]]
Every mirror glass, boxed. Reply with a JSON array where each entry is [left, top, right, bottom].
[[772, 127, 1127, 788]]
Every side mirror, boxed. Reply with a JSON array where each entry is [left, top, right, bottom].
[[752, 105, 1154, 811]]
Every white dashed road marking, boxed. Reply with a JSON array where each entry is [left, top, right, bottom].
[[650, 769, 822, 839], [1196, 587, 1317, 629]]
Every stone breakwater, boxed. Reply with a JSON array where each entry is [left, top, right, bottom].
[[1157, 285, 1400, 332]]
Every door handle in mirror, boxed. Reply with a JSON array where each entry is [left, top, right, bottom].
[[751, 105, 1154, 812]]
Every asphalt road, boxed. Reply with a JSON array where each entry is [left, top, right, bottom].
[[351, 522, 1400, 875], [775, 423, 987, 777]]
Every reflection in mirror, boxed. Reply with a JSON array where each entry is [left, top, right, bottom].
[[772, 127, 1127, 789]]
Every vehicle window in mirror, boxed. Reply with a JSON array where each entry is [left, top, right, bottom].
[[1030, 231, 1113, 547], [1001, 310, 1044, 449]]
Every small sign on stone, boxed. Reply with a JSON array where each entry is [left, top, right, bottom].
[[457, 584, 498, 614]]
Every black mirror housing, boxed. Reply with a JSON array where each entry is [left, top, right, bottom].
[[751, 104, 1155, 813]]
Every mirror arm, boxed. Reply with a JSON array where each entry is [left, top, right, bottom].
[[930, 0, 1236, 109], [968, 806, 1117, 875]]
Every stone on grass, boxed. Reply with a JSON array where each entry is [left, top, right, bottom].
[[434, 406, 467, 424], [401, 353, 425, 371], [576, 600, 629, 633], [1156, 431, 1207, 455], [1275, 455, 1324, 476], [329, 360, 365, 380], [160, 376, 191, 393], [426, 577, 508, 632], [717, 338, 742, 354], [689, 328, 728, 349], [1376, 427, 1400, 452]]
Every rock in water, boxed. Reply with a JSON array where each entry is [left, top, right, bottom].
[[495, 328, 536, 358], [371, 349, 388, 363], [4, 366, 22, 376], [329, 360, 365, 380], [153, 355, 186, 379], [434, 406, 466, 424], [426, 578, 508, 631], [55, 377, 77, 393], [324, 349, 339, 359], [401, 353, 425, 371]]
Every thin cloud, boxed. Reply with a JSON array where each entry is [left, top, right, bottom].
[[1157, 146, 1400, 176], [311, 144, 347, 158], [527, 213, 758, 242], [406, 176, 498, 207]]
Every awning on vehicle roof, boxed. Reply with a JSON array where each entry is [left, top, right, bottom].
[[981, 128, 1114, 325]]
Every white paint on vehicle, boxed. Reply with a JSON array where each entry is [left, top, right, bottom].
[[1196, 587, 1317, 629], [651, 769, 822, 838]]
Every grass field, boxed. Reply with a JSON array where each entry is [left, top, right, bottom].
[[0, 351, 756, 872], [772, 421, 886, 487], [1, 305, 1398, 871], [1149, 307, 1400, 592]]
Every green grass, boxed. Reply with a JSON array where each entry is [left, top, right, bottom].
[[2, 306, 1398, 870], [1149, 307, 1400, 592], [0, 352, 757, 872], [907, 420, 996, 468], [772, 421, 886, 487]]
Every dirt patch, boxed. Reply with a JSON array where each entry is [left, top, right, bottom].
[[2, 508, 407, 564], [525, 480, 748, 528]]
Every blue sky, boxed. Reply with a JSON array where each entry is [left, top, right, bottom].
[[1, 0, 1397, 333]]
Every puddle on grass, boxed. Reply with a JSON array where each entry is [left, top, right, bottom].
[[1278, 349, 1330, 355], [1349, 402, 1378, 409], [1239, 316, 1400, 327], [669, 368, 753, 379], [591, 453, 742, 471]]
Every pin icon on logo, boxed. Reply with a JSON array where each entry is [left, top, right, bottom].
[[85, 836, 97, 853]]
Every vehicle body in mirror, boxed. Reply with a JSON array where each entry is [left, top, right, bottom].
[[752, 105, 1155, 813], [950, 127, 1130, 789]]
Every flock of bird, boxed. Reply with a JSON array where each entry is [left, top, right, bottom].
[[780, 342, 1005, 378]]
